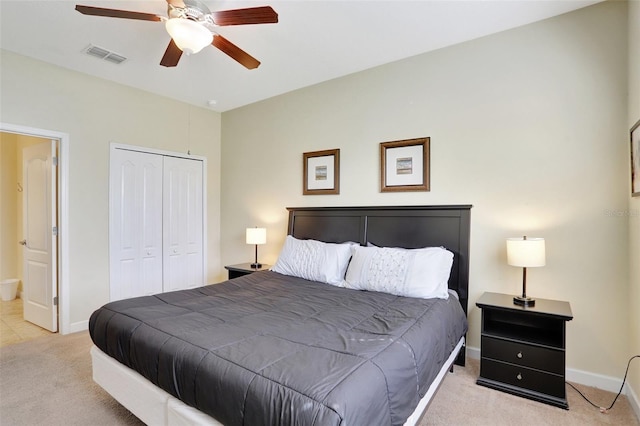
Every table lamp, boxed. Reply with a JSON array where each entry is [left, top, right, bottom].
[[507, 236, 545, 307], [246, 227, 266, 269]]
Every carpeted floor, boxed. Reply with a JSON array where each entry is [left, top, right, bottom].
[[425, 356, 639, 425], [0, 331, 638, 425], [0, 331, 142, 426]]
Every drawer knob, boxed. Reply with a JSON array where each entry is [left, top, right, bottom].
[[517, 373, 522, 380], [517, 351, 523, 359]]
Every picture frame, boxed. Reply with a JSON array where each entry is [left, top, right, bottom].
[[380, 137, 430, 192], [303, 149, 340, 195], [632, 119, 640, 197]]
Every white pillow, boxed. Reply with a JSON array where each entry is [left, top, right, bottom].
[[271, 236, 354, 286], [344, 245, 453, 299]]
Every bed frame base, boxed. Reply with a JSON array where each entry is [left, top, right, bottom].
[[91, 337, 465, 426], [92, 205, 471, 424]]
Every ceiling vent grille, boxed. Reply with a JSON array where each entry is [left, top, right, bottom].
[[84, 44, 127, 64]]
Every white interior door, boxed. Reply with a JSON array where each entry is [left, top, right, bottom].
[[22, 140, 57, 332], [163, 156, 204, 292], [109, 149, 163, 301]]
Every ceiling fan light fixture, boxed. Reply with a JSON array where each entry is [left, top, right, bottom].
[[165, 18, 212, 54]]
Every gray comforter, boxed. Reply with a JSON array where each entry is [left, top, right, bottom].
[[89, 271, 467, 426]]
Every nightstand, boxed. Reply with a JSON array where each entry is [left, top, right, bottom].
[[476, 292, 573, 409], [224, 263, 271, 279]]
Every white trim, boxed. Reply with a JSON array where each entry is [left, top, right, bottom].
[[466, 345, 480, 360], [566, 367, 626, 395], [627, 382, 640, 421], [110, 142, 206, 162], [0, 122, 70, 335], [68, 320, 89, 334]]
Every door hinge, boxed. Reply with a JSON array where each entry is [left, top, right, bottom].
[[52, 226, 58, 236], [53, 296, 58, 306], [53, 156, 58, 166]]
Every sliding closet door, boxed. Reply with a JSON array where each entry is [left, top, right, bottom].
[[162, 156, 204, 291], [109, 149, 163, 301]]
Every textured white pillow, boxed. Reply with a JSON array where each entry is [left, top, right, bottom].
[[344, 245, 453, 299], [271, 236, 354, 286]]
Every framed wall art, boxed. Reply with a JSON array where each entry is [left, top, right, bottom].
[[632, 119, 640, 197], [303, 149, 340, 195], [380, 137, 430, 192]]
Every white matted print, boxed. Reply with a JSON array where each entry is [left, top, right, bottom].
[[380, 138, 430, 192], [632, 119, 640, 197], [307, 156, 333, 189], [385, 144, 424, 186], [303, 149, 340, 195]]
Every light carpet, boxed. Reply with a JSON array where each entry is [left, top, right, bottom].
[[0, 331, 637, 425]]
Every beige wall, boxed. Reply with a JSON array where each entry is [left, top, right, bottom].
[[221, 1, 630, 379], [628, 0, 640, 407], [0, 50, 223, 328]]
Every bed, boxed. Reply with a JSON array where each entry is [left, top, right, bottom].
[[89, 205, 472, 425]]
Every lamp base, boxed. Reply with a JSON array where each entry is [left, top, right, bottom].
[[250, 262, 262, 269], [513, 296, 535, 307]]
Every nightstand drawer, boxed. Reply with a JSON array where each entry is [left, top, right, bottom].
[[481, 336, 564, 374], [480, 358, 566, 398]]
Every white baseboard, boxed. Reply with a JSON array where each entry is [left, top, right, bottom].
[[466, 345, 480, 360], [565, 367, 628, 394], [67, 320, 89, 334], [627, 382, 640, 421], [10, 292, 87, 335], [466, 345, 634, 396]]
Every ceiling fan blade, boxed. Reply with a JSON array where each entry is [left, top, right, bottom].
[[75, 5, 162, 21], [212, 6, 278, 26], [160, 40, 183, 67], [212, 35, 260, 69], [211, 34, 260, 70]]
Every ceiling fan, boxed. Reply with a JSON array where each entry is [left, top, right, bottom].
[[75, 0, 278, 69]]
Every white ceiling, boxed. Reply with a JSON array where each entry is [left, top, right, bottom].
[[0, 0, 601, 112]]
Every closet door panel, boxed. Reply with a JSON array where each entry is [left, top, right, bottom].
[[110, 150, 163, 301], [163, 156, 204, 292]]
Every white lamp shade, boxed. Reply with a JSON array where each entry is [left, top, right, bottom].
[[507, 237, 545, 267], [246, 228, 266, 245], [165, 18, 213, 54]]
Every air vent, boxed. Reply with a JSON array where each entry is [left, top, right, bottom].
[[83, 44, 127, 64]]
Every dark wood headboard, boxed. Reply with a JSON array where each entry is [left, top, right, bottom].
[[286, 205, 472, 313], [287, 205, 472, 365]]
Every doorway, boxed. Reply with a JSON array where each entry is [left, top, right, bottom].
[[0, 123, 70, 336], [0, 132, 57, 341]]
